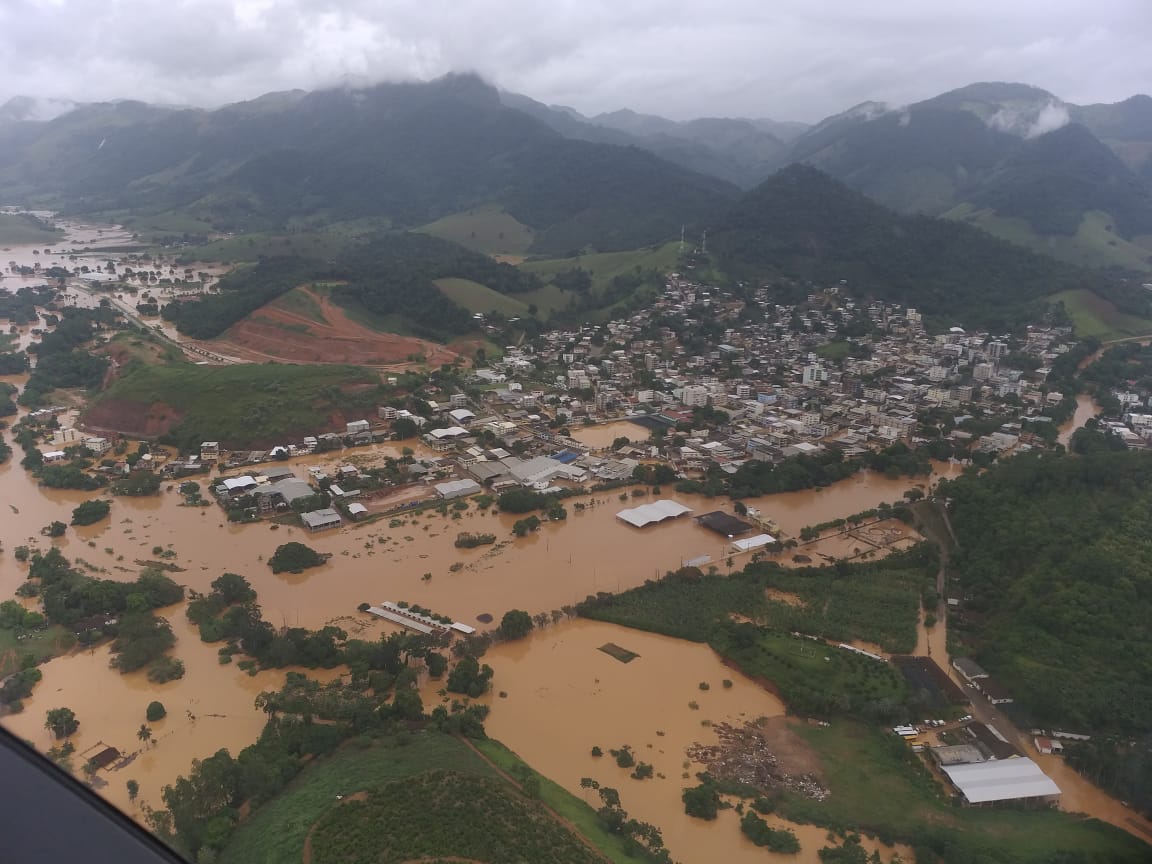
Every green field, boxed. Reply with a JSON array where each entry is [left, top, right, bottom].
[[417, 205, 535, 257], [88, 362, 381, 450], [434, 277, 531, 317], [1049, 288, 1152, 340], [220, 733, 609, 864], [0, 625, 74, 677], [172, 231, 357, 264], [0, 212, 64, 245], [947, 204, 1152, 273], [779, 721, 1150, 863], [310, 770, 602, 864], [269, 287, 328, 323], [475, 739, 646, 864], [518, 241, 681, 317]]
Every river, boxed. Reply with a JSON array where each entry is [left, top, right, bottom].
[[1057, 393, 1100, 446]]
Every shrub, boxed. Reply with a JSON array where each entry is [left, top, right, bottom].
[[146, 701, 167, 722]]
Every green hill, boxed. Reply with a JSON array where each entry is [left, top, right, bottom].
[[782, 83, 1152, 271], [417, 204, 535, 257], [709, 165, 1133, 330], [84, 362, 381, 451], [0, 74, 736, 256]]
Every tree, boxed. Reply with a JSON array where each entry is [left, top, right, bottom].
[[138, 724, 153, 746], [682, 781, 720, 820], [70, 499, 111, 526], [499, 609, 534, 641], [127, 779, 139, 801], [45, 707, 79, 739], [43, 520, 66, 538], [268, 542, 324, 574], [146, 701, 167, 722]]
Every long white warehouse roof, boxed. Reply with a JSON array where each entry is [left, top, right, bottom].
[[941, 757, 1060, 804], [616, 499, 693, 528]]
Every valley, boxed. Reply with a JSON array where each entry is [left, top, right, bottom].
[[5, 69, 1152, 864]]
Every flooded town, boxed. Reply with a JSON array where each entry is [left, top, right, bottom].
[[3, 212, 1150, 864]]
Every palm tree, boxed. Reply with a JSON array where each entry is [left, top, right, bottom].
[[137, 724, 152, 747]]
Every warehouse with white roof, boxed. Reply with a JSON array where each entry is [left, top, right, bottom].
[[616, 500, 693, 528], [940, 757, 1060, 806]]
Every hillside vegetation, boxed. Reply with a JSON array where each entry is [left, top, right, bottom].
[[711, 165, 1136, 330], [0, 74, 735, 255], [163, 232, 539, 340], [86, 362, 381, 450], [942, 450, 1152, 736], [0, 211, 62, 244], [310, 770, 603, 864]]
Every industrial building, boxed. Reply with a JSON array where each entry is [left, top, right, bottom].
[[940, 758, 1060, 806], [616, 500, 693, 528]]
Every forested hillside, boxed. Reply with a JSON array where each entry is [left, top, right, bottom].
[[710, 165, 1125, 330], [0, 74, 736, 254], [942, 450, 1152, 737], [162, 232, 541, 340]]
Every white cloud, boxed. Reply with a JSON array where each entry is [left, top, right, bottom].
[[0, 0, 1148, 121]]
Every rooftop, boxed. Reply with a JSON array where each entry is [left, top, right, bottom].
[[616, 499, 693, 528], [941, 758, 1060, 804]]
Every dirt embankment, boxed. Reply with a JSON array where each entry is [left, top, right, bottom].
[[81, 399, 184, 439], [216, 287, 462, 367]]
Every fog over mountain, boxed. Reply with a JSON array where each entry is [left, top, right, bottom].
[[0, 0, 1149, 122]]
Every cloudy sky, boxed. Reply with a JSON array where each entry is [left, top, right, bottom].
[[1, 0, 1150, 121]]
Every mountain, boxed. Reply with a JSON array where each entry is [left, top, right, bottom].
[[709, 164, 1124, 330], [0, 95, 77, 124], [1072, 95, 1152, 182], [0, 74, 737, 255], [498, 92, 798, 188], [782, 82, 1152, 270]]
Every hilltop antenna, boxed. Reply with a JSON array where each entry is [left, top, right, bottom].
[[701, 230, 707, 255], [679, 224, 685, 254]]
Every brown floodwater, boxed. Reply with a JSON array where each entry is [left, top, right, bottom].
[[1, 610, 344, 816], [1032, 750, 1152, 841], [1057, 393, 1100, 446], [567, 420, 651, 450], [2, 350, 1144, 848], [477, 619, 911, 864]]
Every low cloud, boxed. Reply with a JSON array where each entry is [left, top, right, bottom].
[[0, 1, 1148, 121]]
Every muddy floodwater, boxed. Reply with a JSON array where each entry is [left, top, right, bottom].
[[479, 619, 911, 864], [1057, 393, 1101, 446], [567, 420, 651, 450]]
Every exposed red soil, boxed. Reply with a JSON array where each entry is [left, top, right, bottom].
[[81, 399, 185, 439], [215, 287, 462, 367]]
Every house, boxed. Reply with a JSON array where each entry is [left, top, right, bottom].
[[301, 508, 342, 532], [42, 450, 68, 463], [253, 477, 314, 512], [200, 442, 220, 462], [347, 502, 368, 520], [346, 419, 370, 435]]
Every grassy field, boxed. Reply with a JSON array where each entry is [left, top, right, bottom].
[[0, 212, 63, 245], [814, 341, 852, 361], [172, 231, 356, 264], [475, 738, 643, 864], [1048, 288, 1152, 341], [88, 362, 380, 450], [946, 204, 1152, 273], [220, 733, 495, 864], [434, 277, 531, 317], [417, 205, 535, 257], [0, 626, 74, 677], [516, 241, 681, 318], [779, 721, 1151, 863], [269, 287, 328, 323]]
